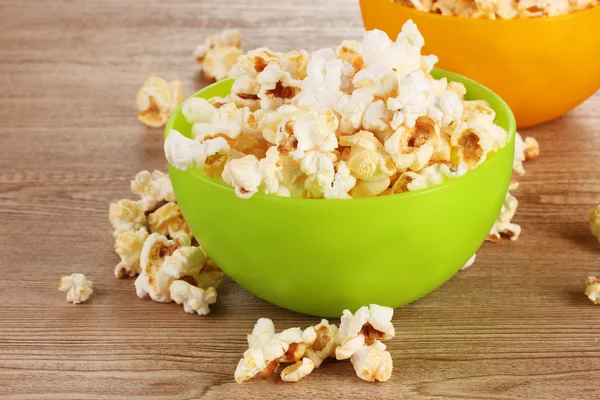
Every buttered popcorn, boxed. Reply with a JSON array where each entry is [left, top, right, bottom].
[[235, 305, 396, 384], [392, 0, 598, 18], [166, 21, 511, 200], [131, 170, 176, 212], [585, 276, 600, 304]]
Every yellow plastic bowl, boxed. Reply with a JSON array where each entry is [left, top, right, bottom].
[[360, 0, 600, 128]]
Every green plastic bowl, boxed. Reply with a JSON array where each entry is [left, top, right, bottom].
[[165, 69, 516, 317]]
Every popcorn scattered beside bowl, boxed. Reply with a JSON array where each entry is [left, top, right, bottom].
[[235, 304, 395, 383]]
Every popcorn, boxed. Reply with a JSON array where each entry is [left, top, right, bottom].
[[305, 319, 338, 368], [131, 170, 175, 212], [222, 155, 262, 198], [336, 304, 395, 360], [164, 129, 230, 171], [393, 0, 597, 18], [384, 116, 447, 172], [109, 199, 146, 237], [194, 29, 243, 82], [166, 21, 510, 200], [202, 46, 244, 82], [585, 276, 600, 304], [590, 204, 600, 242], [169, 280, 217, 315], [280, 358, 315, 382], [58, 273, 93, 304], [148, 202, 191, 238], [235, 305, 396, 384], [350, 340, 393, 382], [134, 233, 203, 303], [136, 76, 183, 128], [461, 253, 476, 270], [487, 190, 520, 242], [513, 133, 539, 176], [195, 259, 226, 289], [114, 227, 149, 278]]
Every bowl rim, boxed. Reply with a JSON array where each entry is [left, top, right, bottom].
[[360, 0, 600, 24], [164, 68, 516, 204]]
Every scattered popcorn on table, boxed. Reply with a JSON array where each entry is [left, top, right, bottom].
[[513, 133, 540, 176], [585, 276, 600, 304], [194, 29, 243, 82], [166, 21, 513, 200], [169, 280, 217, 315], [58, 273, 93, 304], [136, 76, 183, 128], [392, 0, 598, 18], [591, 204, 600, 242], [109, 199, 146, 237], [131, 170, 175, 212], [148, 202, 192, 238], [235, 305, 396, 383], [114, 227, 149, 278]]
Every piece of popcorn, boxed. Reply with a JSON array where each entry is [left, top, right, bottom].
[[585, 276, 600, 304], [136, 76, 183, 128], [290, 108, 339, 160], [235, 318, 286, 383], [337, 40, 364, 76], [340, 130, 396, 182], [194, 29, 242, 63], [350, 340, 393, 382], [58, 273, 93, 304], [192, 102, 249, 141], [362, 100, 392, 136], [335, 89, 374, 135], [297, 48, 348, 112], [392, 162, 466, 194], [222, 155, 262, 198], [324, 161, 357, 199], [305, 319, 338, 368], [114, 227, 149, 278], [487, 190, 520, 242], [524, 136, 540, 160], [257, 63, 303, 110], [336, 304, 395, 360], [461, 253, 476, 270], [196, 259, 226, 289], [361, 22, 423, 79], [590, 204, 600, 242], [513, 132, 527, 176], [274, 326, 317, 363], [109, 199, 146, 237], [385, 116, 446, 172], [450, 115, 508, 169], [258, 146, 283, 195], [134, 233, 199, 302], [351, 177, 391, 198], [280, 358, 315, 382], [353, 60, 398, 98], [301, 151, 336, 198], [164, 129, 230, 171], [169, 280, 217, 315], [148, 202, 191, 238], [387, 70, 435, 129], [202, 46, 244, 82], [130, 170, 175, 212]]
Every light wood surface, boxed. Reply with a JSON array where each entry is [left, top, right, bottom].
[[1, 0, 599, 399]]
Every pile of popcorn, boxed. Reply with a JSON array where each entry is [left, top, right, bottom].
[[235, 304, 395, 383], [165, 20, 512, 203], [105, 170, 224, 314], [393, 0, 598, 18]]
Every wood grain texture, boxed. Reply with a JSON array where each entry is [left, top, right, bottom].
[[1, 0, 599, 399]]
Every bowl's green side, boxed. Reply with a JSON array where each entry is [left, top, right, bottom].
[[165, 71, 515, 317]]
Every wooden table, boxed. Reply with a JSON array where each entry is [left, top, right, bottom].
[[1, 0, 599, 399]]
